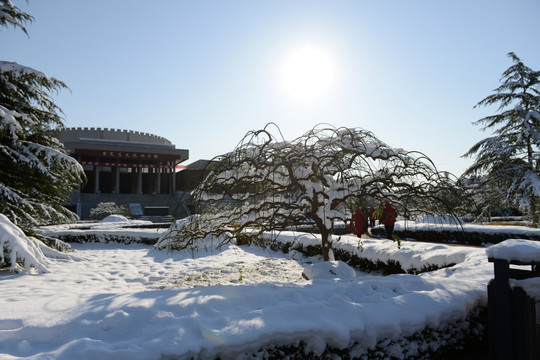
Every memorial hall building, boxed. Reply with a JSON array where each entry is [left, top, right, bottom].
[[56, 127, 189, 219]]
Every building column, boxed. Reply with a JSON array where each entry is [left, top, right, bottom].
[[94, 164, 100, 193], [114, 166, 120, 194], [149, 168, 155, 194], [156, 168, 161, 194], [171, 163, 176, 193], [132, 168, 137, 193], [137, 168, 143, 194]]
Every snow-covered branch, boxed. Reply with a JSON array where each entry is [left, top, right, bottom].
[[159, 124, 460, 260]]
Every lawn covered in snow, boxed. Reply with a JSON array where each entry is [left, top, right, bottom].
[[0, 218, 498, 360]]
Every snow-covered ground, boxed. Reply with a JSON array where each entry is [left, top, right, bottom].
[[0, 218, 499, 360]]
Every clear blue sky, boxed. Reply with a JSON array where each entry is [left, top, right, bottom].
[[2, 0, 539, 176]]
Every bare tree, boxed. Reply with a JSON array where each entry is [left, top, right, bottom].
[[158, 124, 459, 261]]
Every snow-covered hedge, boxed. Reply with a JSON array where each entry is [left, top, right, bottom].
[[88, 202, 130, 220], [267, 231, 481, 275], [371, 220, 540, 246], [224, 306, 487, 360], [38, 218, 167, 245], [44, 231, 161, 245]]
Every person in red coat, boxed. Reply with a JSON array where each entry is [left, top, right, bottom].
[[368, 207, 376, 229], [379, 202, 396, 239], [349, 206, 366, 238]]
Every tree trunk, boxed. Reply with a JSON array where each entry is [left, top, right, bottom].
[[530, 194, 538, 228], [320, 229, 332, 261], [527, 134, 534, 169]]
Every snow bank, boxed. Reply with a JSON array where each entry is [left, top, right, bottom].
[[302, 260, 356, 280]]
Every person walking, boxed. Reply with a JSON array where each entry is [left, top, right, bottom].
[[379, 202, 396, 240], [363, 207, 369, 234], [349, 206, 366, 238], [368, 207, 376, 229]]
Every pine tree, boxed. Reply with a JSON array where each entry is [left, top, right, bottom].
[[1, 0, 85, 272], [463, 52, 540, 225], [0, 61, 86, 227]]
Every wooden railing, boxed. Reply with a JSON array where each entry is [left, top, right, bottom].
[[488, 257, 540, 359]]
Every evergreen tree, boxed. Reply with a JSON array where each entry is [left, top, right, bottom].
[[1, 0, 84, 272], [0, 61, 85, 228], [463, 52, 540, 225], [459, 174, 508, 222]]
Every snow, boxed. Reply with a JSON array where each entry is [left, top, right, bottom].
[[302, 260, 357, 280], [0, 224, 496, 359], [100, 214, 131, 223], [485, 238, 540, 263]]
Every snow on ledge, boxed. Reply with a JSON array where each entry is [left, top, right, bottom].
[[486, 239, 540, 263]]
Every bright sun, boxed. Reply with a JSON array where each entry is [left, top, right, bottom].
[[277, 43, 337, 104]]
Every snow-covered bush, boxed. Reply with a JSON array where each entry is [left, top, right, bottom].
[[0, 214, 72, 273], [101, 214, 130, 223], [88, 202, 130, 220], [155, 215, 225, 252]]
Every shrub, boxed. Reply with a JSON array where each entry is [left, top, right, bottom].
[[88, 202, 130, 221]]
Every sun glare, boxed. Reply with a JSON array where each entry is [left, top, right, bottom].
[[278, 43, 338, 104]]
